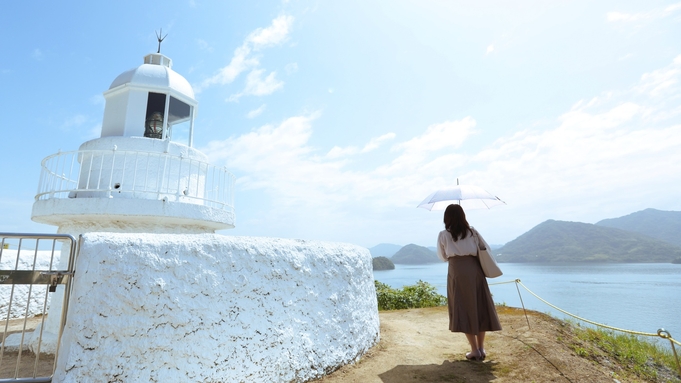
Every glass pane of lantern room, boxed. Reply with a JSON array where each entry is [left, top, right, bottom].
[[170, 120, 192, 145], [168, 96, 193, 146], [145, 93, 167, 139]]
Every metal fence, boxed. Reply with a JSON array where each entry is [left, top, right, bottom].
[[0, 234, 77, 383], [35, 149, 235, 211]]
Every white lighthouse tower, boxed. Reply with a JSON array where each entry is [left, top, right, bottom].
[[32, 52, 235, 235], [30, 48, 235, 354]]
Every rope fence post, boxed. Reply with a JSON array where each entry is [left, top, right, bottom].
[[488, 279, 531, 329], [514, 279, 531, 329], [658, 329, 681, 377]]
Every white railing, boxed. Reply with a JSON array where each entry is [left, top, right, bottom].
[[35, 149, 235, 211]]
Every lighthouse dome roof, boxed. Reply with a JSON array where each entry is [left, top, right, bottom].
[[108, 53, 195, 100]]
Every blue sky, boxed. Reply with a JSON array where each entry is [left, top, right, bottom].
[[1, 1, 680, 248]]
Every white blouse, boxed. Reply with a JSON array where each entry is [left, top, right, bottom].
[[436, 227, 490, 262]]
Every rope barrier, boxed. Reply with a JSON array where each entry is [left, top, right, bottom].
[[489, 279, 532, 328], [489, 278, 681, 377]]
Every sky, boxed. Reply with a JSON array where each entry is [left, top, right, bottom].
[[1, 1, 680, 249]]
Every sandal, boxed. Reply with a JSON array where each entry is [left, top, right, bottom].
[[465, 351, 482, 361]]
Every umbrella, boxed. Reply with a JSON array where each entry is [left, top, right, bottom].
[[417, 182, 506, 211]]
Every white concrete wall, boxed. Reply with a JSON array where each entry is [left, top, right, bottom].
[[54, 233, 379, 383], [0, 250, 58, 319]]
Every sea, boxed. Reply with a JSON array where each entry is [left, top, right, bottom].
[[373, 262, 681, 348]]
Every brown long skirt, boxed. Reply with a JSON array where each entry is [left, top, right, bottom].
[[447, 256, 502, 333]]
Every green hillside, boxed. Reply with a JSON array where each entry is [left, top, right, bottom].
[[372, 256, 395, 270], [596, 208, 681, 247], [496, 220, 681, 263], [391, 244, 440, 264]]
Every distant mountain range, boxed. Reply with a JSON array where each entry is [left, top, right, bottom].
[[367, 243, 439, 268], [596, 208, 681, 247], [391, 244, 440, 264], [369, 208, 681, 264], [496, 218, 681, 263]]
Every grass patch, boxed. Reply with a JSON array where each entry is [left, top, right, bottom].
[[570, 324, 680, 382], [491, 362, 513, 376]]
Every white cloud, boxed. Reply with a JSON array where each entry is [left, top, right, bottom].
[[227, 69, 284, 101], [362, 133, 396, 153], [244, 69, 284, 96], [247, 15, 294, 50], [246, 104, 267, 119], [203, 114, 323, 199], [665, 3, 681, 12], [607, 2, 681, 23], [325, 133, 396, 159], [388, 118, 476, 172], [203, 114, 479, 218], [474, 56, 681, 229], [197, 15, 293, 93], [202, 55, 681, 245], [326, 145, 359, 159], [607, 11, 647, 22], [636, 54, 681, 97], [486, 44, 494, 54], [199, 46, 257, 90]]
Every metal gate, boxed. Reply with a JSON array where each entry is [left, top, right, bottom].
[[0, 234, 77, 383]]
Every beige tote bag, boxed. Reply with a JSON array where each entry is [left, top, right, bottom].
[[472, 229, 503, 278]]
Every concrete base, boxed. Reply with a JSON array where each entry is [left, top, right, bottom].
[[53, 233, 380, 382]]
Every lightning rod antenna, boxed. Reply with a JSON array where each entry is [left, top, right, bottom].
[[156, 29, 168, 53]]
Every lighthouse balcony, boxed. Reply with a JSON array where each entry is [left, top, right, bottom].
[[32, 148, 236, 231]]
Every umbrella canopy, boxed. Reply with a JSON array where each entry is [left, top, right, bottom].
[[417, 184, 506, 211]]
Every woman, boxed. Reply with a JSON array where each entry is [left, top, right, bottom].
[[437, 204, 502, 361]]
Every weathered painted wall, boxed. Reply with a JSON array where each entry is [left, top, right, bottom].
[[54, 233, 379, 382]]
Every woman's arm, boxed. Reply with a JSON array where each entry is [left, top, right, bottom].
[[436, 231, 448, 262]]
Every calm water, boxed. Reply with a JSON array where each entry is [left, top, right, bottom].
[[374, 262, 681, 347]]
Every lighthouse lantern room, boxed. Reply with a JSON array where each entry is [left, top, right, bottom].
[[31, 50, 235, 235], [102, 53, 197, 146]]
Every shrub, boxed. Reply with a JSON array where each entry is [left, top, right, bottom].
[[375, 280, 446, 311]]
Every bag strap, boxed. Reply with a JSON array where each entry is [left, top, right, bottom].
[[471, 228, 487, 251]]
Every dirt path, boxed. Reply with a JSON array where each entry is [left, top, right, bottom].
[[0, 316, 54, 379], [314, 306, 627, 383]]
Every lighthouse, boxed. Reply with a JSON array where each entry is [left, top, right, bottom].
[[29, 49, 235, 356], [32, 51, 235, 236]]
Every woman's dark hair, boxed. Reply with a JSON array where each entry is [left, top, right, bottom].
[[444, 204, 471, 241]]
